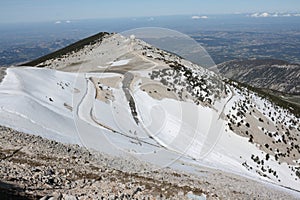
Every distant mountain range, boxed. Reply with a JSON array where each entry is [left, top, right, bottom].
[[215, 59, 300, 95]]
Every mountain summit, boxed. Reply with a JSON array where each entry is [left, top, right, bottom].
[[0, 32, 299, 194]]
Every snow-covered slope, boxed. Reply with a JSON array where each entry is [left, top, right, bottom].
[[0, 67, 79, 143], [0, 33, 299, 194]]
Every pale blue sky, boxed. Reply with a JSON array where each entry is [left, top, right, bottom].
[[1, 0, 300, 23]]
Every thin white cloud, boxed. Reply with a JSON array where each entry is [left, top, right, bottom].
[[192, 15, 208, 19], [250, 12, 297, 18], [250, 13, 259, 17], [55, 21, 61, 24], [251, 12, 270, 18], [260, 12, 270, 17]]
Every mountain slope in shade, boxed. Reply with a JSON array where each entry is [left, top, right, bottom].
[[215, 59, 300, 94], [0, 33, 299, 195]]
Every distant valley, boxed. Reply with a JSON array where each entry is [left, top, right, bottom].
[[1, 14, 300, 67]]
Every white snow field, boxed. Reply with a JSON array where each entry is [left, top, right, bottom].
[[0, 33, 299, 196]]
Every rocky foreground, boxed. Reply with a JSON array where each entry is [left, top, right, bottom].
[[0, 126, 298, 200]]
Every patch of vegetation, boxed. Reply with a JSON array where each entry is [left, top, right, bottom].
[[296, 170, 300, 179], [225, 79, 300, 118]]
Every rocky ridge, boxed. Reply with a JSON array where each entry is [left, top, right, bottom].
[[215, 59, 300, 94]]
